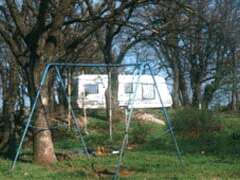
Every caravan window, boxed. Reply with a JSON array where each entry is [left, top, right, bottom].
[[124, 83, 133, 94], [142, 84, 155, 100], [84, 84, 99, 95]]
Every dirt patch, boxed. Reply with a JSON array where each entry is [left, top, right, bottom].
[[95, 146, 110, 156], [95, 166, 134, 177], [127, 144, 138, 150], [134, 112, 165, 125]]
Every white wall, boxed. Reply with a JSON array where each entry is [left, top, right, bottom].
[[76, 74, 173, 109]]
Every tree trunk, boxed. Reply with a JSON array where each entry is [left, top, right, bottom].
[[0, 66, 18, 159], [110, 69, 121, 121], [0, 113, 17, 159], [202, 84, 214, 109], [105, 67, 122, 139], [179, 69, 190, 106], [56, 70, 68, 111], [48, 74, 56, 114], [33, 106, 57, 164], [192, 81, 201, 108], [33, 63, 57, 165], [172, 65, 181, 107], [231, 51, 238, 111], [231, 79, 238, 111]]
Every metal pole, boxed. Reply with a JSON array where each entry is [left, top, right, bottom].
[[54, 66, 91, 160], [146, 63, 183, 165], [124, 108, 128, 136], [108, 68, 113, 140], [124, 66, 140, 146], [48, 63, 141, 68], [11, 65, 51, 170], [81, 70, 88, 134], [113, 64, 144, 180], [67, 69, 72, 128]]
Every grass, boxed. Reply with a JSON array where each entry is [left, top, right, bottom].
[[1, 110, 240, 179]]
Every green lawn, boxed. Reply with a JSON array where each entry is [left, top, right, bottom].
[[1, 111, 240, 179]]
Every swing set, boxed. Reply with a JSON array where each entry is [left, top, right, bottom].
[[11, 62, 183, 180]]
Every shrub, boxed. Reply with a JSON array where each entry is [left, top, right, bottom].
[[171, 107, 223, 138], [129, 122, 152, 144]]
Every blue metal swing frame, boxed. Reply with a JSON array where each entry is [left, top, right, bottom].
[[11, 62, 183, 180]]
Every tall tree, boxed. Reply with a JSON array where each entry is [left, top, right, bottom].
[[0, 0, 121, 164]]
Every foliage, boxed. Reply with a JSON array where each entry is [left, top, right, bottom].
[[1, 112, 240, 179], [129, 122, 153, 144], [171, 108, 223, 138]]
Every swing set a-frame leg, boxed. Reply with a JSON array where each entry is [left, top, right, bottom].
[[11, 65, 93, 170], [113, 64, 144, 180], [11, 65, 51, 170], [146, 63, 183, 165], [54, 66, 91, 160], [113, 63, 183, 180]]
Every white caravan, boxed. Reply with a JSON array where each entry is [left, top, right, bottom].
[[75, 74, 172, 109]]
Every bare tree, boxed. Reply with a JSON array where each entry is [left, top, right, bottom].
[[0, 0, 138, 164]]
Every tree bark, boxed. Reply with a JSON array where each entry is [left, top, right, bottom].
[[33, 63, 57, 165], [192, 80, 201, 108], [179, 70, 190, 106], [231, 51, 238, 111], [0, 66, 18, 159], [172, 64, 181, 107], [110, 69, 121, 121]]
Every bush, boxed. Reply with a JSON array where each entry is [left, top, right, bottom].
[[129, 122, 152, 144], [171, 108, 223, 138]]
